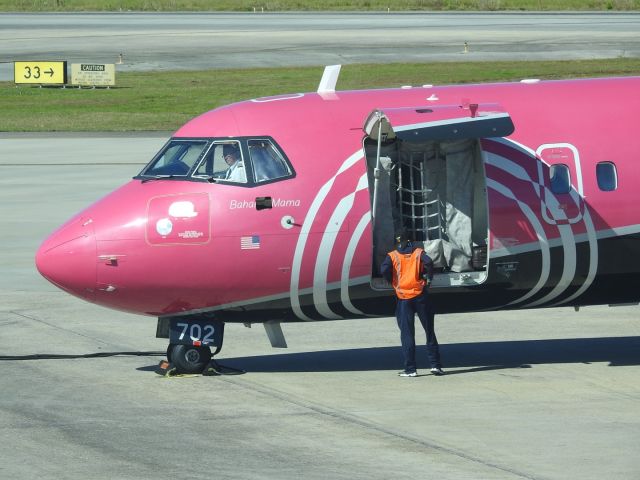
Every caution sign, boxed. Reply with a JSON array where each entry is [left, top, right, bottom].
[[71, 63, 115, 87], [14, 61, 67, 85]]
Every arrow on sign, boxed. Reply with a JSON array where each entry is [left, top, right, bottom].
[[45, 68, 54, 77]]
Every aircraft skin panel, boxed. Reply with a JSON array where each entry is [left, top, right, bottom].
[[178, 228, 640, 322], [35, 76, 640, 321]]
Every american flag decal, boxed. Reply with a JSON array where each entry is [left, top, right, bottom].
[[240, 235, 261, 249]]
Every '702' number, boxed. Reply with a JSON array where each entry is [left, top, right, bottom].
[[176, 322, 215, 344]]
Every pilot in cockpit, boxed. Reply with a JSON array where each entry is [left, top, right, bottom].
[[223, 144, 246, 183]]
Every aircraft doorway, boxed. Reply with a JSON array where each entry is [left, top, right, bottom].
[[362, 105, 515, 289]]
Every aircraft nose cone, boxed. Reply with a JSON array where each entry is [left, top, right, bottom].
[[35, 218, 97, 302]]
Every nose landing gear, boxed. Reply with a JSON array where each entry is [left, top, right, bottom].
[[167, 344, 213, 374], [156, 316, 225, 375]]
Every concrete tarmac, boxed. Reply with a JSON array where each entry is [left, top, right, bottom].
[[1, 13, 639, 81], [1, 135, 639, 479]]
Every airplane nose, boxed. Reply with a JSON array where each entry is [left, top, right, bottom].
[[35, 217, 97, 302]]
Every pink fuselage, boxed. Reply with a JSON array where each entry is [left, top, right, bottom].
[[36, 77, 640, 321]]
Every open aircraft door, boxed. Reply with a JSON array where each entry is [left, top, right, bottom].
[[362, 104, 515, 289]]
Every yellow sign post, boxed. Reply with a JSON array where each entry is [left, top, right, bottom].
[[14, 61, 67, 85]]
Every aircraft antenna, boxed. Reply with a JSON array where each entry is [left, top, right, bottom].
[[317, 64, 341, 93]]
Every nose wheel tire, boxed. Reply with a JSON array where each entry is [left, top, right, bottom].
[[168, 344, 212, 374]]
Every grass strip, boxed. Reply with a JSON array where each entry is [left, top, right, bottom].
[[1, 58, 639, 132]]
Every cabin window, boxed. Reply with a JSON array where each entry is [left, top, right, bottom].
[[248, 139, 292, 183], [549, 164, 571, 194], [596, 161, 617, 191], [141, 140, 208, 177], [193, 141, 247, 183]]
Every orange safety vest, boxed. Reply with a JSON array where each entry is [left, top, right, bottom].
[[388, 248, 426, 299]]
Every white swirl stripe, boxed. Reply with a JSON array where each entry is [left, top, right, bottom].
[[313, 174, 368, 319], [485, 148, 573, 306], [525, 223, 576, 307], [486, 151, 551, 305], [290, 150, 364, 320], [551, 206, 598, 307], [341, 212, 372, 315], [487, 139, 598, 307], [485, 177, 551, 306]]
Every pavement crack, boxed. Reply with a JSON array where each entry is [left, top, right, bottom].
[[222, 376, 544, 480], [9, 311, 112, 346]]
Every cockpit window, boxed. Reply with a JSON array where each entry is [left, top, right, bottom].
[[140, 140, 208, 177], [193, 141, 246, 183], [249, 139, 292, 183], [137, 136, 293, 185]]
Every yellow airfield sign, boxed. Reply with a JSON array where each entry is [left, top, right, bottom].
[[14, 61, 67, 85]]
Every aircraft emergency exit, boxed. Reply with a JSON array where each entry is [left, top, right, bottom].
[[35, 66, 640, 373]]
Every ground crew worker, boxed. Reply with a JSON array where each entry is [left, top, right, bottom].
[[380, 231, 444, 377]]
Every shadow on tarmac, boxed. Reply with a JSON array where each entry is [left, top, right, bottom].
[[165, 336, 640, 374], [5, 336, 638, 374]]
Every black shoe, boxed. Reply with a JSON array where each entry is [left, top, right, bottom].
[[430, 367, 445, 376], [398, 370, 417, 377]]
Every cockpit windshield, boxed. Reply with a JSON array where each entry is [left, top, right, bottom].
[[136, 137, 294, 185], [139, 140, 208, 177]]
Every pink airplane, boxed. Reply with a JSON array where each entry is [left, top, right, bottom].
[[36, 66, 640, 373]]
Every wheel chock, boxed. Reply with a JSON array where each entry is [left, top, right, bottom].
[[202, 361, 221, 376], [203, 359, 246, 376], [155, 358, 245, 377], [155, 360, 199, 378], [155, 359, 178, 376]]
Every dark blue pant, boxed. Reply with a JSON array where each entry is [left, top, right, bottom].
[[396, 292, 441, 372]]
